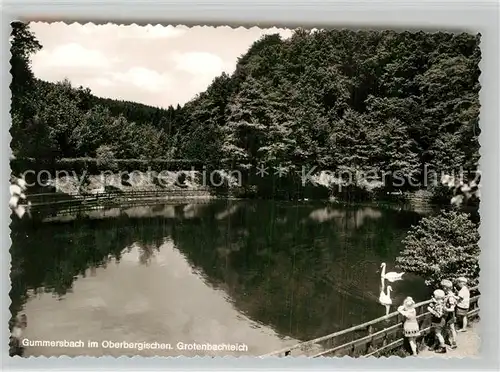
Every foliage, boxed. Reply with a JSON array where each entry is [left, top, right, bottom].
[[95, 145, 118, 171], [10, 23, 481, 201], [182, 30, 481, 197], [440, 174, 481, 207], [395, 210, 480, 287], [9, 21, 44, 158]]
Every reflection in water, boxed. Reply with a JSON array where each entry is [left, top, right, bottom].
[[215, 204, 240, 220], [308, 206, 382, 227], [20, 244, 294, 357], [10, 200, 429, 357]]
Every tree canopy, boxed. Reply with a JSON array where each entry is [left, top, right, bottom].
[[395, 210, 480, 287]]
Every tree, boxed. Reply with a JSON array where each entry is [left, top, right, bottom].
[[395, 210, 480, 287], [9, 21, 43, 157], [33, 79, 86, 158], [221, 76, 270, 169], [10, 21, 42, 99], [179, 73, 233, 166], [96, 145, 117, 168], [74, 105, 114, 156], [416, 52, 481, 173], [334, 109, 372, 173]]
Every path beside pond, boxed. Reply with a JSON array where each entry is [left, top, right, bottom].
[[419, 322, 479, 358]]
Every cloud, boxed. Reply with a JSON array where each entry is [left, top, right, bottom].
[[32, 43, 113, 70], [75, 23, 188, 40], [141, 25, 188, 39], [171, 51, 229, 76], [89, 77, 114, 87], [28, 23, 296, 108], [259, 27, 294, 40], [170, 51, 236, 96], [109, 67, 172, 93]]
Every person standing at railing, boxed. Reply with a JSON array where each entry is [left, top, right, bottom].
[[441, 279, 458, 349], [397, 297, 420, 356], [456, 277, 470, 332], [427, 289, 447, 354]]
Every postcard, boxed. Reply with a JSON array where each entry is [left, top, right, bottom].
[[9, 22, 481, 359]]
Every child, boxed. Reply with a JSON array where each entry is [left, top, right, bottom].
[[456, 277, 470, 332], [397, 296, 420, 356], [441, 279, 458, 349], [427, 289, 447, 353]]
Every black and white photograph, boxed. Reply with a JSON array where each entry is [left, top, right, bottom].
[[9, 21, 481, 358]]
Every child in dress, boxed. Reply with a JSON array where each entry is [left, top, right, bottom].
[[441, 279, 458, 349], [427, 289, 447, 353], [456, 277, 470, 332], [397, 296, 420, 356]]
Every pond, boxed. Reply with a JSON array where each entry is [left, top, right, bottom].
[[10, 200, 431, 357]]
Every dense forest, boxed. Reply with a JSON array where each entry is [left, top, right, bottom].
[[10, 22, 481, 199]]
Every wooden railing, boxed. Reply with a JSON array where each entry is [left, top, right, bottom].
[[261, 286, 479, 358]]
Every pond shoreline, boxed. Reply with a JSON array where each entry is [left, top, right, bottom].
[[20, 183, 479, 226], [23, 190, 442, 224]]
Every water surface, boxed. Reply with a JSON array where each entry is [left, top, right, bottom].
[[10, 200, 430, 356]]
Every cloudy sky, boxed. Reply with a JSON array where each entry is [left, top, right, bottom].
[[29, 22, 293, 108]]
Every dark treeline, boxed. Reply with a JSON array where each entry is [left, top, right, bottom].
[[34, 79, 178, 129], [10, 22, 481, 199], [10, 201, 425, 342]]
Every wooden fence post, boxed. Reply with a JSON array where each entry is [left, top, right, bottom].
[[350, 343, 356, 357]]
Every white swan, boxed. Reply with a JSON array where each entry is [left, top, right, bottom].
[[379, 285, 393, 316], [380, 263, 404, 282]]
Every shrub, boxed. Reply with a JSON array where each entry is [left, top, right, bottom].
[[96, 145, 118, 171], [429, 183, 454, 205], [396, 210, 480, 287]]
